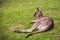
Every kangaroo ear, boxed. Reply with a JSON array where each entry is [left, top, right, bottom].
[[37, 7, 40, 11]]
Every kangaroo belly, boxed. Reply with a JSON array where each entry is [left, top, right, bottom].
[[37, 24, 50, 31]]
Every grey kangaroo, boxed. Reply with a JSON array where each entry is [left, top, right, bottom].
[[14, 7, 54, 38]]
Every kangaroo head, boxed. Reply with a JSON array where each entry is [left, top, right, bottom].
[[37, 7, 40, 11], [34, 7, 43, 18], [37, 7, 43, 16]]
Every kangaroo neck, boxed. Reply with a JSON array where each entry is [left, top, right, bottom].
[[37, 16, 43, 19]]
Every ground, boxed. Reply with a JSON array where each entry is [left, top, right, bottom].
[[0, 0, 60, 40]]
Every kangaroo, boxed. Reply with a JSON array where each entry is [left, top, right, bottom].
[[14, 7, 54, 38]]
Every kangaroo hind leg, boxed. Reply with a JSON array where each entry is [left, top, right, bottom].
[[14, 23, 39, 33]]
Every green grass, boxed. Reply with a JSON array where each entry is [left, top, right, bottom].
[[0, 0, 60, 40]]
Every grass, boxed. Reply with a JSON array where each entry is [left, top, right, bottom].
[[0, 0, 60, 40]]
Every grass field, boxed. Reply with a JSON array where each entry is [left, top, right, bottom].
[[0, 0, 60, 40]]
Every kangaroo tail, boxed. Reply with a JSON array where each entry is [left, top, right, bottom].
[[25, 31, 43, 38]]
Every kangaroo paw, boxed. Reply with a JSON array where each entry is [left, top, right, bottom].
[[14, 30, 22, 33]]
